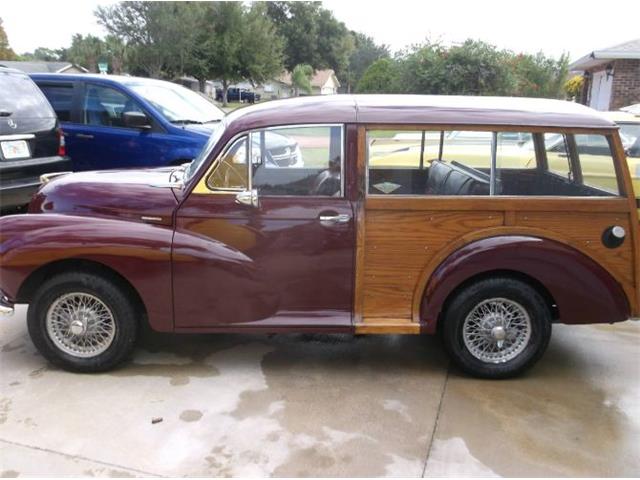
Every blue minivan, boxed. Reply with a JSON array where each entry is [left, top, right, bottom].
[[29, 74, 226, 171]]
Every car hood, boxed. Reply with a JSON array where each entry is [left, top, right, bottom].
[[180, 122, 218, 137], [29, 167, 179, 225]]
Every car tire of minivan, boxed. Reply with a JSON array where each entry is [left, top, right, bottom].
[[442, 277, 552, 379], [27, 272, 138, 373]]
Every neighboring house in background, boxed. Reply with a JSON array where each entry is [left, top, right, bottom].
[[206, 69, 341, 102], [257, 78, 293, 100], [175, 76, 217, 98], [277, 69, 341, 96], [570, 39, 640, 111], [0, 61, 88, 74]]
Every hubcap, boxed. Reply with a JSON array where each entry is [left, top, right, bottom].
[[45, 293, 116, 358], [462, 298, 532, 363]]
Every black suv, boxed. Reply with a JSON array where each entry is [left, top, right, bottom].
[[0, 66, 71, 212], [215, 87, 260, 104]]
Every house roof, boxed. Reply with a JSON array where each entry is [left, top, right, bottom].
[[278, 69, 340, 88], [0, 61, 88, 74], [222, 94, 616, 133], [569, 38, 640, 71]]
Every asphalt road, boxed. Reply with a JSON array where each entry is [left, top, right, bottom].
[[1, 306, 638, 477]]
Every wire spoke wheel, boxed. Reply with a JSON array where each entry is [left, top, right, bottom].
[[462, 297, 532, 364], [45, 292, 116, 358]]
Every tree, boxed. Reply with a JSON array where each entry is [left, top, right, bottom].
[[66, 34, 104, 72], [198, 2, 283, 106], [345, 32, 389, 93], [511, 52, 569, 99], [95, 1, 198, 78], [357, 58, 399, 93], [400, 40, 516, 96], [266, 1, 353, 80], [103, 35, 127, 75], [291, 64, 313, 96], [564, 75, 584, 101], [0, 17, 17, 60], [21, 47, 65, 62]]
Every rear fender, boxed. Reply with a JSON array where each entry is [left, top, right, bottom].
[[421, 235, 630, 333]]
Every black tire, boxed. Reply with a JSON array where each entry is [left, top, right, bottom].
[[441, 277, 552, 379], [27, 272, 139, 373]]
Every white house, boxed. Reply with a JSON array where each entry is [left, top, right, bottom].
[[569, 39, 640, 111], [276, 69, 341, 97]]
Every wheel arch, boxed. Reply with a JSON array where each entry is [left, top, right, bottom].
[[17, 258, 147, 321], [420, 235, 630, 334], [435, 269, 558, 335]]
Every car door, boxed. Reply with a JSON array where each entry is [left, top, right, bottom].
[[67, 82, 152, 170], [172, 124, 355, 328]]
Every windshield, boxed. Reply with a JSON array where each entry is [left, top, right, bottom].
[[129, 83, 224, 123], [184, 121, 227, 182]]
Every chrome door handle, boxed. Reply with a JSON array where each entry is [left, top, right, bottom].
[[319, 214, 350, 225], [76, 133, 94, 139]]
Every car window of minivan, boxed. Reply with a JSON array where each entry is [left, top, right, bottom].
[[129, 83, 224, 124]]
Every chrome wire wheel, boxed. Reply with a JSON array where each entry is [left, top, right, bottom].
[[462, 297, 532, 364], [45, 292, 116, 358]]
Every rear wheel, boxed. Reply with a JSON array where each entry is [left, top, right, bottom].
[[442, 277, 552, 379], [27, 272, 138, 372]]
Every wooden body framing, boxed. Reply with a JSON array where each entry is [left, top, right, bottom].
[[354, 125, 640, 334]]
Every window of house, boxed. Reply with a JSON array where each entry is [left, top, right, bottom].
[[367, 129, 622, 197]]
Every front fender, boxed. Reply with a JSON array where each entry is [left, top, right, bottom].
[[421, 235, 630, 333], [0, 213, 174, 331]]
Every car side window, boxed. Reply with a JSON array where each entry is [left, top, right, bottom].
[[250, 125, 343, 196], [575, 134, 620, 195], [82, 84, 143, 128], [207, 136, 249, 190], [38, 84, 73, 122], [367, 129, 621, 197]]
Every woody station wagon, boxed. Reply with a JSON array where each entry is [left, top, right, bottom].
[[1, 95, 638, 378]]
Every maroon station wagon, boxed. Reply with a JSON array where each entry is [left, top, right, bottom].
[[1, 95, 638, 378]]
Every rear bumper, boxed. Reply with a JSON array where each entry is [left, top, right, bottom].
[[0, 155, 71, 210]]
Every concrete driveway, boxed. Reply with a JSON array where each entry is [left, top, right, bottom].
[[1, 306, 638, 477]]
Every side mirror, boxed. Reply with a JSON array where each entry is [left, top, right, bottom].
[[122, 111, 151, 130], [235, 189, 259, 208]]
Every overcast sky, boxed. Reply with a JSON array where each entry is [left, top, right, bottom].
[[2, 0, 639, 61]]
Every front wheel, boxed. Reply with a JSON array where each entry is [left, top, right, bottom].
[[27, 272, 138, 372], [442, 277, 552, 379]]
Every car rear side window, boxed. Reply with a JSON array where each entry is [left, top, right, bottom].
[[0, 71, 55, 119], [38, 84, 74, 121], [367, 128, 621, 197]]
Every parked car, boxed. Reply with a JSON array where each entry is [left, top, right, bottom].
[[1, 95, 638, 378], [30, 74, 292, 171], [0, 66, 71, 212], [215, 87, 261, 104]]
